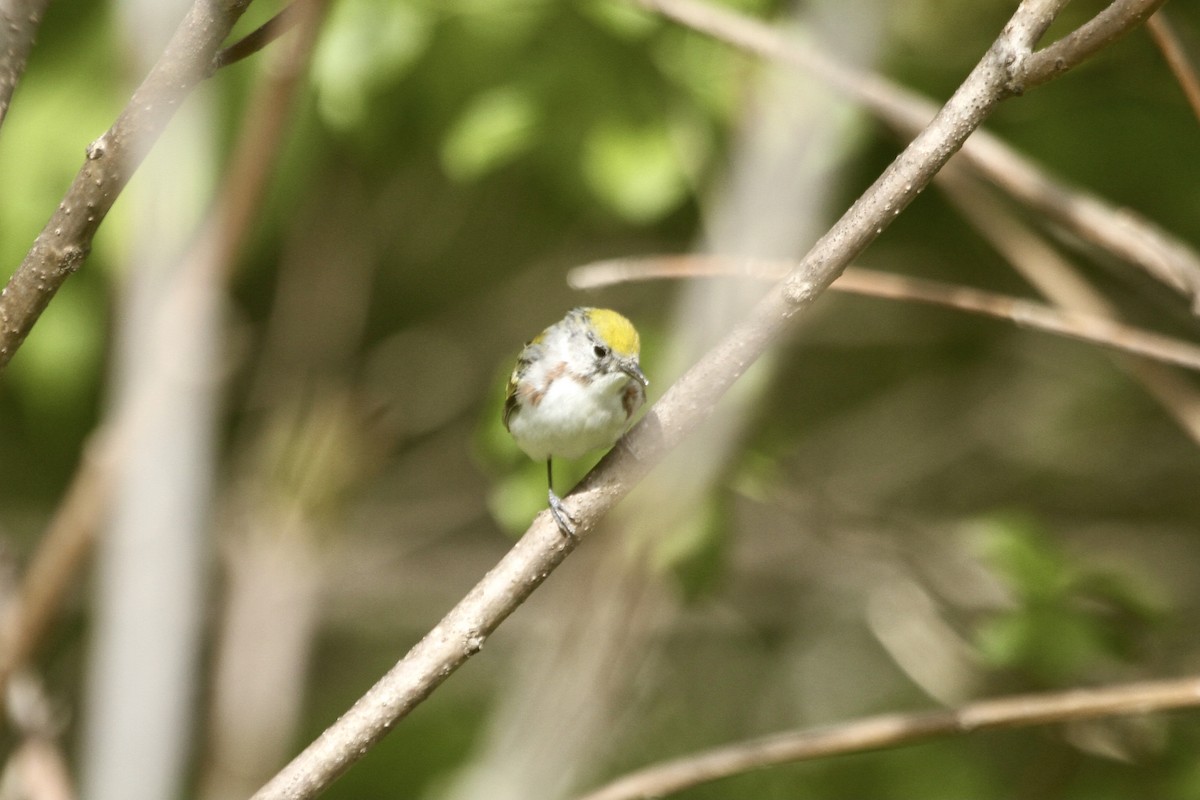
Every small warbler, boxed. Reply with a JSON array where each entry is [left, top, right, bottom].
[[503, 307, 649, 536]]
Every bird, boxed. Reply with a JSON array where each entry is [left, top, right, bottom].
[[503, 307, 648, 536]]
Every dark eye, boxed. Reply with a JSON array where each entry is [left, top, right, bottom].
[[593, 344, 609, 359]]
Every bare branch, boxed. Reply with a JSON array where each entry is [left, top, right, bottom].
[[639, 0, 1200, 308], [0, 0, 254, 371], [1147, 10, 1200, 124], [569, 255, 1200, 373], [0, 0, 51, 130], [250, 1, 1167, 798], [1020, 0, 1164, 89], [575, 676, 1200, 800], [214, 3, 302, 70]]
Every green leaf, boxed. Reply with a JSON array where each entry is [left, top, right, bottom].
[[582, 120, 691, 223], [441, 86, 539, 181], [312, 0, 432, 130]]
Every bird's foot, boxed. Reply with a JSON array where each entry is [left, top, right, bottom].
[[548, 489, 577, 537]]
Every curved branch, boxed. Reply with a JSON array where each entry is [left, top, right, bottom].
[[0, 0, 254, 371], [249, 1, 1167, 798], [576, 676, 1200, 800], [569, 256, 1200, 373]]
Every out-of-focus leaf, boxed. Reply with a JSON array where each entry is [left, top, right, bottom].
[[971, 515, 1162, 684], [582, 120, 691, 223], [578, 0, 659, 40], [650, 494, 727, 601], [312, 0, 433, 130], [441, 86, 539, 181], [973, 514, 1068, 601]]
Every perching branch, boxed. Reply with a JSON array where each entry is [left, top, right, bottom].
[[568, 256, 1200, 373], [0, 0, 52, 130], [575, 675, 1200, 800], [639, 0, 1200, 309], [249, 2, 1167, 798], [0, 0, 254, 371]]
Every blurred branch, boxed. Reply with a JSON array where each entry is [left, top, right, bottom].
[[214, 3, 302, 70], [0, 0, 51, 130], [0, 0, 330, 722], [0, 431, 116, 702], [935, 165, 1200, 444], [638, 0, 1200, 309], [249, 1, 1170, 797], [575, 675, 1200, 800], [0, 0, 253, 372], [3, 672, 75, 800], [569, 255, 1200, 373], [1147, 10, 1200, 123]]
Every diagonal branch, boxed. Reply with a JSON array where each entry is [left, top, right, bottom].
[[248, 1, 1166, 798], [640, 0, 1200, 308], [214, 2, 302, 70], [1147, 10, 1200, 124], [0, 0, 254, 371], [575, 675, 1200, 800]]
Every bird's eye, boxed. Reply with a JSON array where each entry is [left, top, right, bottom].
[[593, 344, 609, 359]]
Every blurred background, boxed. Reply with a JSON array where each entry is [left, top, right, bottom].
[[1, 0, 1199, 798]]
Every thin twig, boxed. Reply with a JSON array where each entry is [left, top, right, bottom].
[[249, 2, 1165, 798], [0, 0, 52, 130], [214, 3, 302, 70], [1147, 10, 1200, 124], [0, 0, 254, 371], [639, 0, 1200, 308], [569, 255, 1200, 373], [575, 675, 1200, 800], [934, 164, 1200, 444], [1019, 0, 1164, 88]]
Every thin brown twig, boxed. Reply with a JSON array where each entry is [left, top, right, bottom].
[[569, 255, 1200, 373], [1147, 10, 1200, 124], [934, 164, 1200, 443], [0, 0, 52, 130], [575, 675, 1200, 800], [249, 2, 1168, 798], [638, 0, 1200, 308], [214, 2, 302, 70], [0, 0, 253, 372]]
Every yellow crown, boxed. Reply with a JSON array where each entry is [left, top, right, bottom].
[[584, 308, 640, 357]]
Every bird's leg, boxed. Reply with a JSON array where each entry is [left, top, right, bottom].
[[546, 459, 577, 537]]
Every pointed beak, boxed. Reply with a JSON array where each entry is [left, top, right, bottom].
[[621, 359, 649, 387]]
